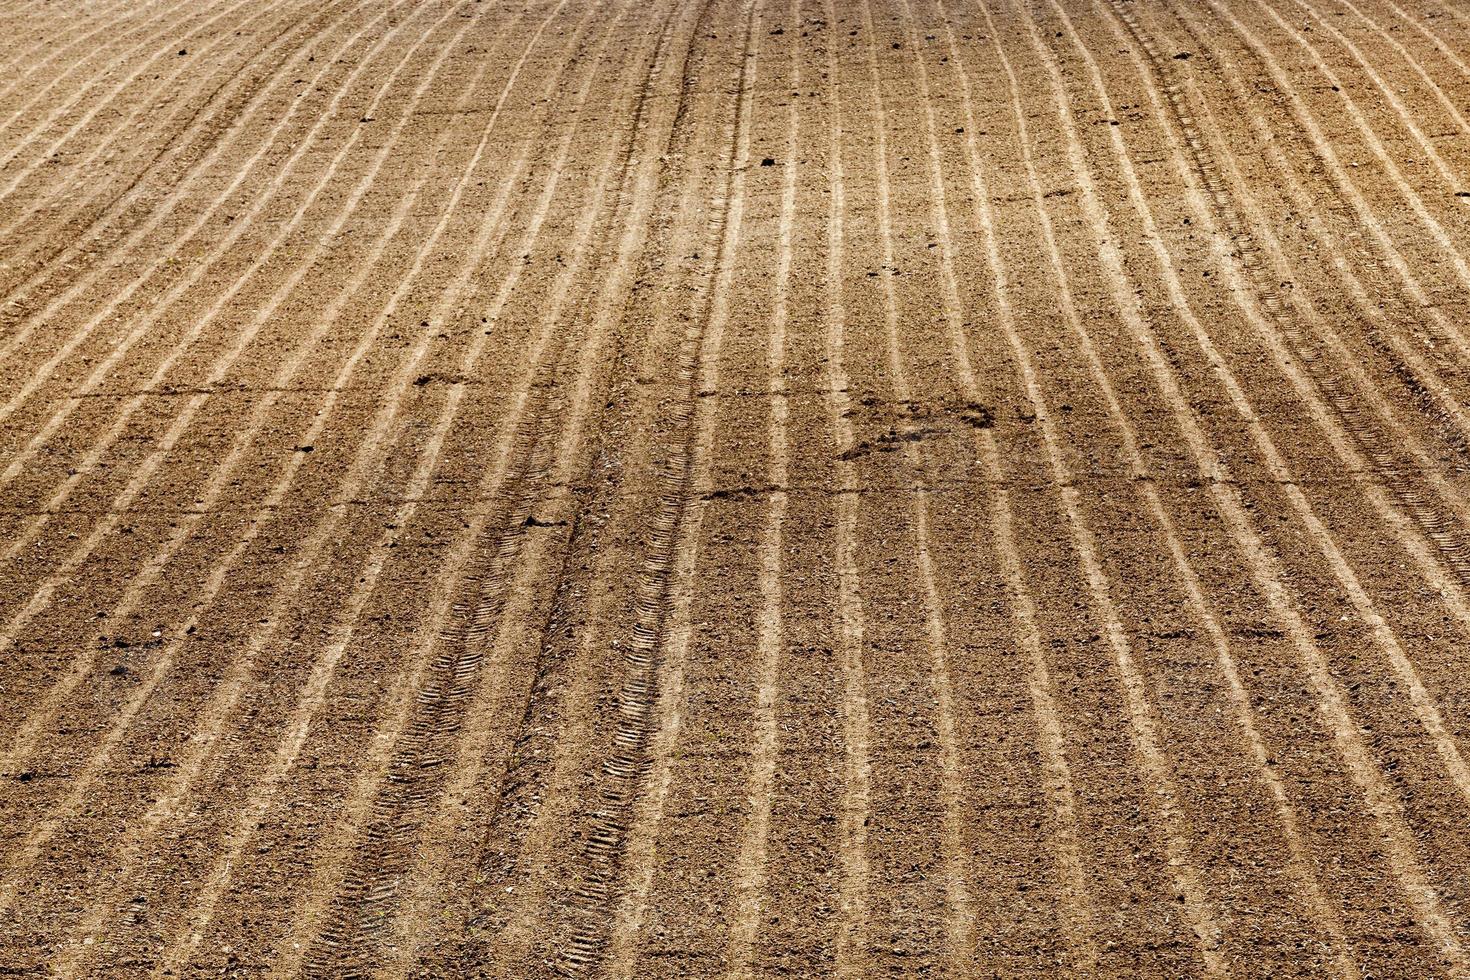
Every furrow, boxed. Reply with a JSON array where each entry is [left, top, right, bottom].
[[722, 0, 798, 968]]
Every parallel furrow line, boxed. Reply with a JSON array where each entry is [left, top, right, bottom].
[[0, 0, 316, 298], [1027, 0, 1468, 965], [0, 0, 142, 80], [1017, 0, 1367, 972], [135, 4, 607, 971], [0, 0, 175, 131], [14, 0, 527, 936], [0, 0, 427, 519], [407, 1, 711, 967], [1147, 0, 1470, 816], [932, 4, 1099, 967], [0, 0, 263, 217], [854, 0, 972, 964], [1109, 0, 1470, 670], [989, 1, 1232, 971], [1265, 0, 1470, 219], [1189, 0, 1470, 365], [295, 5, 667, 974], [1316, 0, 1470, 133], [0, 0, 359, 336], [0, 0, 430, 701], [1359, 0, 1470, 86], [0, 0, 388, 414]]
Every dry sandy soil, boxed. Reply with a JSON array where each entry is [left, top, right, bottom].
[[3, 0, 1470, 975]]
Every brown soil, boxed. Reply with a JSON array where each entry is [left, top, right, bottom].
[[3, 0, 1470, 975]]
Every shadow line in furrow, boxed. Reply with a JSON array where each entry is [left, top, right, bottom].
[[554, 1, 760, 972]]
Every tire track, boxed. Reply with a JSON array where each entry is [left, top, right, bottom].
[[554, 1, 759, 972], [599, 6, 766, 974], [1013, 0, 1468, 965], [1109, 0, 1470, 535], [291, 4, 674, 974], [361, 7, 698, 971], [416, 1, 714, 967]]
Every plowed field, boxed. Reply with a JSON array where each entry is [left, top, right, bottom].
[[5, 0, 1470, 975]]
